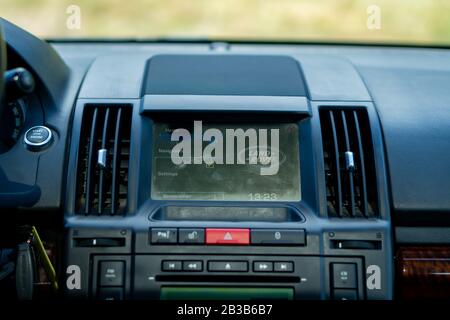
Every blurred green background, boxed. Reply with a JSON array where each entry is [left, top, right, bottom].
[[1, 0, 450, 44]]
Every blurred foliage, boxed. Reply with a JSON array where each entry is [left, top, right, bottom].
[[1, 0, 450, 44]]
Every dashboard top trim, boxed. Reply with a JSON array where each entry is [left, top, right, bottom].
[[142, 95, 310, 114]]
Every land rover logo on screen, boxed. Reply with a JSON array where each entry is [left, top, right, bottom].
[[170, 121, 280, 176]]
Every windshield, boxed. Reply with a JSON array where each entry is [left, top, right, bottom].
[[1, 0, 450, 45]]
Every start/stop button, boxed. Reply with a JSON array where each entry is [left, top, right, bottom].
[[24, 126, 53, 150]]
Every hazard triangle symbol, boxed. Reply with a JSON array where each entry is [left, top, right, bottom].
[[224, 232, 233, 240]]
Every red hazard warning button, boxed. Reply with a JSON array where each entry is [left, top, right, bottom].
[[205, 228, 250, 245]]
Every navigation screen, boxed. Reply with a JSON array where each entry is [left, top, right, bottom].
[[151, 121, 301, 201]]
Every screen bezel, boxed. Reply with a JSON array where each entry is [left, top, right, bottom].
[[150, 120, 302, 202]]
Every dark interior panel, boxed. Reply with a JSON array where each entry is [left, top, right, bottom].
[[144, 54, 307, 96]]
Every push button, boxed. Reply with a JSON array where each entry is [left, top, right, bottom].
[[150, 228, 177, 244], [182, 261, 203, 272], [208, 261, 248, 272], [98, 287, 124, 300], [162, 261, 182, 271], [99, 261, 125, 287], [24, 126, 53, 151], [179, 228, 205, 244], [331, 263, 358, 289], [251, 229, 305, 245], [253, 261, 273, 272], [206, 228, 249, 245], [274, 262, 294, 273], [332, 289, 358, 300]]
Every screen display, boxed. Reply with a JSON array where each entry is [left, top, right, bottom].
[[151, 121, 300, 201]]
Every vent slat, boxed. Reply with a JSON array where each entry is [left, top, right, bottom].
[[75, 105, 132, 216], [98, 108, 110, 214], [353, 111, 369, 217], [319, 108, 379, 219], [84, 108, 99, 214], [111, 108, 122, 215], [329, 111, 343, 217], [340, 111, 356, 217]]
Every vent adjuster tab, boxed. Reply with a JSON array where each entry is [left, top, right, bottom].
[[97, 148, 108, 169], [345, 151, 355, 172]]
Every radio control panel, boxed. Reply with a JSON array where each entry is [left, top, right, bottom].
[[150, 228, 306, 246], [64, 226, 391, 300]]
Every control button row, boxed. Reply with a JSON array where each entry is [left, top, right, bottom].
[[251, 229, 305, 246], [151, 228, 305, 246], [208, 261, 248, 272], [206, 229, 249, 245], [151, 228, 204, 244], [162, 260, 182, 271], [254, 261, 294, 273], [99, 261, 125, 287], [161, 260, 294, 273], [332, 289, 358, 300], [331, 263, 358, 300], [162, 260, 203, 272], [332, 263, 357, 289], [98, 261, 126, 300], [98, 287, 124, 301], [151, 228, 177, 244], [183, 261, 203, 271]]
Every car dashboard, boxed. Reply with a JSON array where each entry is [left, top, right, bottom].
[[0, 19, 449, 301]]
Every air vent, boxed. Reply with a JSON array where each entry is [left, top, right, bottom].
[[75, 105, 132, 215], [319, 108, 378, 218]]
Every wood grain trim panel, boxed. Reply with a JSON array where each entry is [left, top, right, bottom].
[[396, 247, 450, 299]]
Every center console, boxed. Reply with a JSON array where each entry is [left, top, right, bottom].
[[63, 54, 393, 300]]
